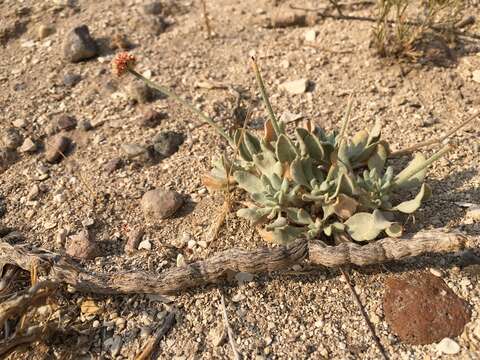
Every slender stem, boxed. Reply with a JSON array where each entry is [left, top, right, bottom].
[[340, 268, 389, 360], [390, 111, 480, 157], [250, 57, 282, 136], [127, 68, 233, 145], [337, 94, 354, 150], [393, 144, 453, 187]]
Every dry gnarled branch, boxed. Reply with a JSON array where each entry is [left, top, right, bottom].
[[0, 230, 470, 296]]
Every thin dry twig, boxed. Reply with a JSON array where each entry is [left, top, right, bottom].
[[390, 110, 480, 157], [220, 291, 241, 360], [200, 0, 212, 39], [135, 311, 176, 360], [340, 268, 389, 360]]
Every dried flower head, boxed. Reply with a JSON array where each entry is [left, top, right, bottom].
[[112, 52, 136, 76]]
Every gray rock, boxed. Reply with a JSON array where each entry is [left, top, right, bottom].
[[63, 25, 99, 63], [63, 73, 82, 87], [138, 239, 152, 251], [143, 1, 163, 14], [2, 127, 23, 150], [153, 131, 184, 157], [78, 119, 93, 131], [121, 143, 147, 158], [140, 109, 166, 128], [104, 158, 123, 173], [0, 148, 17, 173], [141, 189, 183, 219], [65, 229, 97, 260], [145, 16, 168, 35], [57, 114, 77, 131], [19, 137, 37, 153], [45, 135, 70, 163], [128, 81, 154, 104]]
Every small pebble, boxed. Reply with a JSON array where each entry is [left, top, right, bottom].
[[63, 25, 99, 62], [279, 79, 310, 95], [138, 239, 152, 251], [141, 189, 184, 220], [436, 337, 460, 355], [19, 137, 37, 153]]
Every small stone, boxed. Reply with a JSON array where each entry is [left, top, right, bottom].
[[436, 338, 460, 355], [37, 24, 55, 39], [143, 1, 163, 14], [209, 324, 226, 347], [235, 272, 254, 284], [429, 268, 443, 277], [279, 79, 310, 95], [125, 227, 144, 254], [153, 131, 184, 157], [270, 11, 306, 28], [115, 317, 126, 330], [63, 73, 82, 87], [78, 120, 93, 131], [82, 217, 95, 228], [128, 80, 154, 104], [27, 184, 40, 200], [0, 149, 17, 173], [44, 221, 57, 230], [141, 189, 184, 220], [109, 335, 123, 357], [466, 205, 480, 221], [384, 273, 471, 344], [472, 70, 480, 84], [304, 29, 317, 42], [104, 158, 123, 173], [140, 109, 166, 128], [56, 228, 68, 247], [12, 119, 27, 128], [138, 239, 152, 251], [45, 135, 70, 163], [53, 192, 66, 203], [63, 25, 99, 63], [65, 230, 97, 260], [19, 137, 37, 153], [2, 127, 23, 150], [145, 16, 168, 35], [57, 114, 77, 131], [232, 293, 246, 302], [187, 239, 197, 249], [198, 240, 208, 248], [121, 143, 147, 158], [176, 253, 186, 267], [140, 326, 152, 338]]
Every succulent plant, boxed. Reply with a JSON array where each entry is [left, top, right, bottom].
[[114, 52, 453, 245]]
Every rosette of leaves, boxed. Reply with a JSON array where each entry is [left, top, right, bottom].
[[205, 115, 450, 244]]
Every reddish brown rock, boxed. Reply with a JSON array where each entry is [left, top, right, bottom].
[[57, 114, 77, 131], [124, 227, 145, 254], [140, 109, 167, 128], [141, 189, 183, 219], [45, 135, 70, 163], [65, 230, 97, 260], [384, 272, 471, 345]]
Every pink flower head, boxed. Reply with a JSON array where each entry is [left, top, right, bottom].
[[112, 52, 136, 76]]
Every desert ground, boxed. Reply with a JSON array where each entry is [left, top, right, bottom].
[[0, 0, 480, 359]]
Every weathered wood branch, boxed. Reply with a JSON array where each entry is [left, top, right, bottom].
[[0, 323, 59, 358], [0, 230, 470, 296], [0, 281, 58, 327]]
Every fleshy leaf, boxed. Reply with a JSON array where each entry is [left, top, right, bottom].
[[385, 222, 403, 237], [234, 171, 263, 193], [257, 225, 305, 244], [344, 209, 392, 241], [276, 134, 298, 164], [393, 153, 427, 189], [393, 183, 431, 214], [368, 144, 387, 175], [333, 194, 358, 220], [285, 208, 314, 225]]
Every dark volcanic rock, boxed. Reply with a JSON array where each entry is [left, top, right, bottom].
[[63, 25, 99, 62], [153, 131, 184, 157], [384, 272, 471, 345]]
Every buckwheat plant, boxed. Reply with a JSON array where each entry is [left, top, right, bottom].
[[113, 52, 452, 244]]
